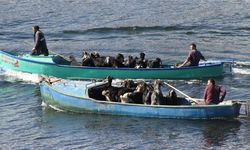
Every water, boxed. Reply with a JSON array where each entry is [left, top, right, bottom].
[[1, 0, 250, 149]]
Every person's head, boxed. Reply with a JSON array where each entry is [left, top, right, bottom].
[[207, 78, 215, 86], [32, 25, 40, 33], [189, 43, 197, 51]]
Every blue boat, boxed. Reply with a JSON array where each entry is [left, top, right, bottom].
[[39, 79, 242, 119]]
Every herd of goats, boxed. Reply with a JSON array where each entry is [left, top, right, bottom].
[[88, 76, 179, 105], [50, 51, 180, 105], [53, 51, 162, 68]]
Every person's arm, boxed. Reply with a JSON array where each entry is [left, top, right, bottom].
[[178, 59, 189, 68], [201, 53, 206, 61], [178, 51, 192, 68], [203, 86, 208, 104], [219, 86, 226, 102]]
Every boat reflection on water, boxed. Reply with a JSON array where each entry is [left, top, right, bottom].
[[201, 120, 241, 149], [39, 108, 242, 149]]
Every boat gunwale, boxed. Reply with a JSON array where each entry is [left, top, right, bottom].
[[0, 50, 224, 71], [41, 81, 239, 109]]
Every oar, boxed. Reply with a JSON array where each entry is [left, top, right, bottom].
[[164, 82, 199, 104]]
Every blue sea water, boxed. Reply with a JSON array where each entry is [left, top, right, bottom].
[[0, 0, 250, 149]]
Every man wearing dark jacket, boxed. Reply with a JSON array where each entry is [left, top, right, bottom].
[[31, 25, 49, 56]]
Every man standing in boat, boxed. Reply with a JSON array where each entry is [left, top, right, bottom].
[[178, 43, 206, 67], [31, 25, 49, 56], [203, 78, 226, 105]]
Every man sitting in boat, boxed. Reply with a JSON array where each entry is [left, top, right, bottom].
[[203, 78, 226, 105], [177, 43, 206, 68], [31, 25, 49, 56]]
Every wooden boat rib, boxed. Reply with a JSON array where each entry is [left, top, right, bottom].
[[39, 80, 242, 119], [0, 50, 225, 80]]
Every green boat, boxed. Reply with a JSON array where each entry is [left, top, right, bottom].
[[0, 50, 224, 80]]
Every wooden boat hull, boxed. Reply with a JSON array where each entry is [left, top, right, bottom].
[[0, 50, 224, 80], [39, 81, 241, 119]]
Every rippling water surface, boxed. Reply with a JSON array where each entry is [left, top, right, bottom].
[[1, 0, 250, 149]]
